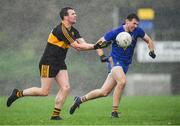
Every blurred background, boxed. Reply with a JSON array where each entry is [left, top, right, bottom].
[[0, 0, 180, 96]]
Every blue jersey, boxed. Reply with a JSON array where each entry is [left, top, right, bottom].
[[104, 25, 145, 65]]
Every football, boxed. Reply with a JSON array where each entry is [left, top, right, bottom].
[[116, 32, 132, 48]]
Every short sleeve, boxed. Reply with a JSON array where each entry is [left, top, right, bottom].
[[104, 27, 123, 43], [137, 27, 145, 38], [104, 29, 119, 41]]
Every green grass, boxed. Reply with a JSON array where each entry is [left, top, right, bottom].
[[0, 96, 180, 125]]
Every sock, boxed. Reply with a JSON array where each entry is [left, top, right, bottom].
[[80, 96, 87, 103], [112, 106, 118, 112], [52, 108, 61, 117], [16, 90, 23, 98]]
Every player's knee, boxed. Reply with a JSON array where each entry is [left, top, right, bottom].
[[121, 78, 126, 87], [41, 89, 50, 96], [61, 85, 70, 92], [101, 90, 109, 97], [102, 92, 109, 97], [117, 78, 126, 89]]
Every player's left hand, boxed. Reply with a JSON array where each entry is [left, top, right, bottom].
[[94, 40, 112, 49], [149, 50, 156, 59], [100, 55, 109, 62]]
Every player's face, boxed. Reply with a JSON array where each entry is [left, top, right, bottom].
[[66, 9, 77, 24], [126, 18, 139, 32]]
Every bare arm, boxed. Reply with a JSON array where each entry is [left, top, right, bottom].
[[70, 38, 95, 51], [143, 33, 156, 59], [143, 33, 155, 51], [96, 48, 104, 56], [71, 37, 111, 51]]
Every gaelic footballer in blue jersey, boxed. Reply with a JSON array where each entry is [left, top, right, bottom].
[[104, 22, 146, 73], [69, 13, 156, 118]]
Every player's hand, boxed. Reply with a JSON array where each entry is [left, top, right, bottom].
[[100, 55, 109, 62], [94, 40, 112, 49], [149, 50, 156, 59]]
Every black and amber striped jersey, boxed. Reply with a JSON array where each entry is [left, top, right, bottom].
[[40, 23, 81, 65], [48, 23, 81, 49]]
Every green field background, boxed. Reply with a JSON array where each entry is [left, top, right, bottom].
[[0, 96, 180, 125], [1, 1, 180, 125]]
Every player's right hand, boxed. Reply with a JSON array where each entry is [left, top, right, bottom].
[[100, 55, 109, 62], [94, 40, 112, 49]]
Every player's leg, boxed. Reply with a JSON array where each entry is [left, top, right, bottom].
[[50, 70, 70, 120], [7, 63, 54, 107], [81, 73, 116, 101], [7, 78, 53, 107], [23, 78, 53, 96], [69, 73, 116, 114], [111, 66, 126, 118]]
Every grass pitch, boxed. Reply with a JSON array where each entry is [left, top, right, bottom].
[[0, 96, 180, 125]]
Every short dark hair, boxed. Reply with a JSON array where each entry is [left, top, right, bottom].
[[126, 13, 140, 21], [59, 7, 74, 20]]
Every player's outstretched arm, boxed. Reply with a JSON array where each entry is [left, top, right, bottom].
[[143, 34, 156, 59], [70, 38, 94, 51], [70, 37, 112, 51]]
